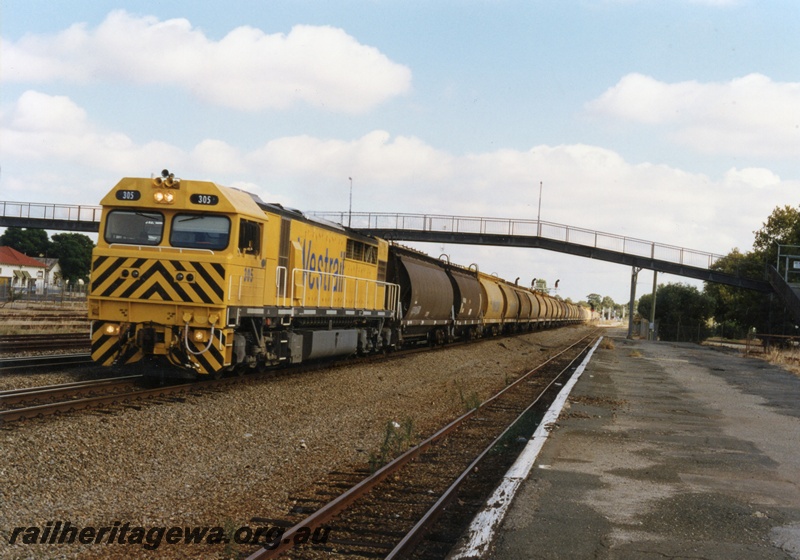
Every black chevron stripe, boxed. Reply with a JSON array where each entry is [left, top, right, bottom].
[[119, 261, 169, 299], [190, 332, 226, 373], [92, 257, 224, 303], [192, 262, 225, 299], [186, 280, 214, 304], [141, 282, 173, 300], [91, 255, 124, 292], [100, 277, 127, 298]]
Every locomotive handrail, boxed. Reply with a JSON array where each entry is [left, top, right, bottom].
[[280, 267, 399, 318], [311, 211, 726, 271], [108, 243, 214, 254]]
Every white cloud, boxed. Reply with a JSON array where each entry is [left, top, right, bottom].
[[3, 89, 791, 257], [1, 90, 185, 171], [10, 90, 88, 132], [587, 73, 800, 159], [722, 167, 781, 190], [2, 10, 412, 113], [3, 90, 796, 301]]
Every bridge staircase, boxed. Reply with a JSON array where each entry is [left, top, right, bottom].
[[767, 245, 800, 324]]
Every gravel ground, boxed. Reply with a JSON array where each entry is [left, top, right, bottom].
[[0, 325, 595, 560]]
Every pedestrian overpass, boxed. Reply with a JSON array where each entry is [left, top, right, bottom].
[[3, 201, 799, 324], [312, 211, 771, 292]]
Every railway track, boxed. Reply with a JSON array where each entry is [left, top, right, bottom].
[[0, 329, 592, 431], [0, 332, 89, 353], [0, 375, 204, 424], [0, 353, 94, 372], [244, 332, 601, 559]]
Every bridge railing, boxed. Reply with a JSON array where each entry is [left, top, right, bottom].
[[0, 202, 725, 272], [314, 211, 725, 271], [0, 201, 102, 223]]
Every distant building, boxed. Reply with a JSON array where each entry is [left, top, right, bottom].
[[33, 257, 63, 292], [0, 246, 48, 294]]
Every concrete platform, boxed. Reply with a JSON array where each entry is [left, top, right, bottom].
[[475, 329, 800, 559]]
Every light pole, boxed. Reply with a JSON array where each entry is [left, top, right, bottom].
[[348, 177, 353, 227], [537, 181, 543, 236]]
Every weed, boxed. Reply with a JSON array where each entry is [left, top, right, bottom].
[[222, 518, 237, 558], [369, 418, 414, 472], [628, 349, 642, 358], [454, 379, 482, 411], [600, 338, 616, 350]]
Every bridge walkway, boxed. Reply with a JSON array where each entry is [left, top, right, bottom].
[[4, 202, 800, 319], [314, 211, 771, 293]]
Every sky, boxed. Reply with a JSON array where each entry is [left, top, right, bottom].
[[2, 0, 799, 305]]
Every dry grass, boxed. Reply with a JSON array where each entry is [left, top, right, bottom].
[[600, 338, 616, 350], [760, 347, 800, 377]]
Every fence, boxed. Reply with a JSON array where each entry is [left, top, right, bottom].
[[0, 283, 88, 307]]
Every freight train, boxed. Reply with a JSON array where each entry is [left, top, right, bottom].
[[88, 170, 591, 379]]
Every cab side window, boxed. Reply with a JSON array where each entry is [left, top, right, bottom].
[[239, 219, 261, 255]]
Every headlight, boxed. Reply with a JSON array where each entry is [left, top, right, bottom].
[[192, 329, 207, 342], [153, 191, 175, 204], [104, 324, 120, 336]]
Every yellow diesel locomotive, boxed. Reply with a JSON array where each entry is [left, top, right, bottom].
[[89, 170, 398, 378], [89, 170, 591, 379]]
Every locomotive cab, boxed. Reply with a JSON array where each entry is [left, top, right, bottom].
[[89, 172, 272, 377]]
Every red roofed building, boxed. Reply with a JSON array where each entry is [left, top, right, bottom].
[[0, 246, 47, 294]]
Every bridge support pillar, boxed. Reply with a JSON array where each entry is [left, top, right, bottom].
[[627, 267, 641, 339]]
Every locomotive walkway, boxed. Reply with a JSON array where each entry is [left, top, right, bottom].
[[450, 327, 800, 559]]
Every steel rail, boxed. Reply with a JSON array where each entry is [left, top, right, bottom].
[[0, 354, 94, 371], [244, 333, 597, 560], [0, 381, 202, 423], [0, 333, 89, 352], [0, 375, 143, 404], [385, 334, 597, 558]]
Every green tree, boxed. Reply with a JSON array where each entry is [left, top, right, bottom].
[[705, 249, 772, 338], [48, 233, 94, 283], [638, 283, 714, 342], [753, 205, 800, 259], [586, 293, 602, 311], [704, 203, 800, 337], [0, 227, 50, 256]]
